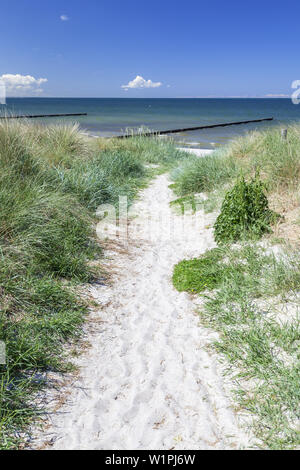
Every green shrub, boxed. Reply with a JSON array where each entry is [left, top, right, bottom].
[[214, 175, 278, 243]]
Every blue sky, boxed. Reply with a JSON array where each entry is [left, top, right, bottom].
[[0, 0, 299, 97]]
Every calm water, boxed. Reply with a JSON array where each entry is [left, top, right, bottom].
[[2, 98, 300, 148]]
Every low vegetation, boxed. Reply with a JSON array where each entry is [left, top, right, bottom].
[[172, 124, 300, 195], [173, 245, 300, 449], [171, 150, 238, 196], [2, 119, 299, 449], [172, 125, 300, 449], [0, 120, 188, 449], [171, 125, 300, 245], [173, 248, 229, 293]]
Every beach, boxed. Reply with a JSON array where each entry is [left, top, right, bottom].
[[31, 155, 252, 450], [1, 119, 299, 450]]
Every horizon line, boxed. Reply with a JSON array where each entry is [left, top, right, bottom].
[[3, 96, 291, 100]]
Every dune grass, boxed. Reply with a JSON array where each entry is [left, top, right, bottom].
[[170, 150, 238, 196], [172, 125, 300, 196], [3, 120, 299, 449], [171, 124, 300, 246], [173, 245, 300, 449], [0, 120, 189, 449], [171, 125, 300, 449]]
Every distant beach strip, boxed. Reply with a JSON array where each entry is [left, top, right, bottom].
[[2, 97, 300, 147]]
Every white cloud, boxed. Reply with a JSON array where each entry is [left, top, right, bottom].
[[121, 75, 162, 90], [0, 74, 48, 96], [60, 14, 69, 21]]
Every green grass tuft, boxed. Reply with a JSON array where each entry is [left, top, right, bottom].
[[172, 248, 230, 293], [171, 150, 238, 196]]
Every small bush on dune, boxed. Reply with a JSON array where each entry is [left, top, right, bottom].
[[214, 174, 278, 243]]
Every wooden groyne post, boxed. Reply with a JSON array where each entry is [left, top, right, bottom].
[[0, 113, 88, 119], [116, 117, 274, 139]]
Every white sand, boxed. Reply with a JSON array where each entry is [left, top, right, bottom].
[[32, 173, 252, 450]]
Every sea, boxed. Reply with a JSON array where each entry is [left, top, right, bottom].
[[2, 98, 300, 149]]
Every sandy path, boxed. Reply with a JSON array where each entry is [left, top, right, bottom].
[[35, 173, 251, 450]]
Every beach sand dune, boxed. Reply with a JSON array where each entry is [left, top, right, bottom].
[[33, 173, 251, 450]]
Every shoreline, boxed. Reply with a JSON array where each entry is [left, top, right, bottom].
[[177, 148, 214, 156], [81, 131, 216, 151]]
